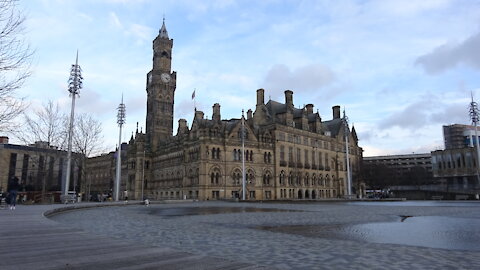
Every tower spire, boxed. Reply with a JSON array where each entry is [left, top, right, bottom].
[[159, 16, 169, 39]]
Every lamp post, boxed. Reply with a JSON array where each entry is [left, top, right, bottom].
[[241, 109, 246, 200], [469, 93, 480, 186], [343, 109, 352, 197], [65, 51, 83, 197], [141, 149, 145, 200], [115, 95, 126, 201]]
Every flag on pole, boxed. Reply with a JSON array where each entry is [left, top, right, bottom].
[[192, 89, 195, 99]]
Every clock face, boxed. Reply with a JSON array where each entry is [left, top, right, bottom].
[[161, 73, 171, 83]]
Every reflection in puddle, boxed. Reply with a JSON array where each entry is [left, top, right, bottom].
[[149, 207, 301, 217], [259, 216, 480, 251]]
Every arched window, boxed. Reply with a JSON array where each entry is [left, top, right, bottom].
[[264, 152, 268, 163], [263, 171, 271, 185], [250, 150, 254, 161], [232, 169, 242, 185], [210, 167, 221, 185], [279, 170, 285, 185], [268, 152, 272, 163], [247, 169, 255, 185]]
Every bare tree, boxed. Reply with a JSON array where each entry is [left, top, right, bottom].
[[72, 112, 106, 200], [72, 113, 105, 158], [17, 100, 67, 148], [0, 0, 33, 132]]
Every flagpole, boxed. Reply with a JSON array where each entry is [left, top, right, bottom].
[[192, 88, 196, 111]]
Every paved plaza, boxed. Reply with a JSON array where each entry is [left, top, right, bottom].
[[47, 201, 480, 269], [0, 202, 271, 270]]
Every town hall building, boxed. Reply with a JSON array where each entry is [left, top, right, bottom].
[[85, 21, 364, 201]]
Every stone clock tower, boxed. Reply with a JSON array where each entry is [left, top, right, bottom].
[[146, 19, 176, 151]]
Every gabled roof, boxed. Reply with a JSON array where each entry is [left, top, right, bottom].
[[265, 100, 304, 118], [322, 118, 344, 137]]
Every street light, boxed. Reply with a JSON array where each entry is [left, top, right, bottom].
[[343, 109, 352, 197], [241, 109, 246, 200], [115, 95, 126, 201], [469, 93, 480, 186], [141, 149, 145, 200], [65, 51, 83, 197]]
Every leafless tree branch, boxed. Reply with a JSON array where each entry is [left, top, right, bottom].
[[0, 0, 33, 131], [73, 113, 106, 158], [15, 100, 67, 148]]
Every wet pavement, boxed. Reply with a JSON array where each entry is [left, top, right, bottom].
[[50, 201, 480, 269], [149, 206, 302, 217]]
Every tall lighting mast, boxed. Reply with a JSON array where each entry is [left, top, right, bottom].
[[115, 95, 126, 201], [343, 109, 352, 196], [469, 93, 480, 186], [64, 51, 82, 197], [241, 109, 246, 200]]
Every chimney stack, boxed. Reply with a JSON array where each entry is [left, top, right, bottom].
[[195, 110, 204, 120], [212, 103, 221, 122], [332, 105, 340, 119], [285, 90, 293, 107], [306, 104, 314, 114], [177, 119, 188, 134], [247, 109, 253, 120], [0, 136, 8, 144], [256, 88, 265, 105]]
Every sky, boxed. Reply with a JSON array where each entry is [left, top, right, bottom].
[[9, 0, 480, 157]]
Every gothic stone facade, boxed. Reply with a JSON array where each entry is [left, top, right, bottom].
[[87, 21, 363, 201]]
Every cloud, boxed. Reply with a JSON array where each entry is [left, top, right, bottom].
[[262, 63, 335, 97], [415, 30, 480, 74], [379, 94, 468, 129], [109, 12, 122, 28], [379, 100, 430, 129], [376, 0, 451, 16], [127, 23, 152, 41]]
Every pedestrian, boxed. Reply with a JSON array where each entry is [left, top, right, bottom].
[[124, 190, 128, 203], [8, 176, 20, 210], [144, 197, 150, 206]]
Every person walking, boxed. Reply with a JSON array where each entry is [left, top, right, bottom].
[[8, 176, 20, 210]]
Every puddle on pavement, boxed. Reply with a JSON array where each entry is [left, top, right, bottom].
[[149, 207, 302, 217], [258, 216, 480, 251]]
